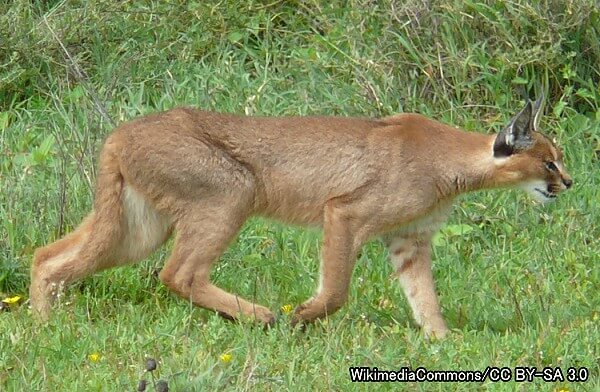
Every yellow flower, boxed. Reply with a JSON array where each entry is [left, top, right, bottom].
[[88, 353, 101, 362], [281, 304, 293, 314], [557, 389, 569, 392], [219, 353, 232, 363], [1, 295, 22, 305]]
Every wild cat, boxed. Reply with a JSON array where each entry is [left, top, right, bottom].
[[31, 95, 572, 338]]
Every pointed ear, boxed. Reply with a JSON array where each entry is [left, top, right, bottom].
[[532, 92, 544, 132], [493, 100, 534, 157]]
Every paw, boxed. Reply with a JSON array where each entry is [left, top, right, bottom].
[[29, 282, 52, 321], [217, 306, 276, 327], [29, 278, 66, 321], [30, 293, 52, 321], [291, 300, 325, 326], [290, 303, 310, 327], [263, 313, 277, 330], [422, 324, 450, 340], [290, 297, 334, 326], [251, 306, 276, 327]]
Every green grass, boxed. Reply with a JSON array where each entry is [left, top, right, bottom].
[[1, 0, 599, 390]]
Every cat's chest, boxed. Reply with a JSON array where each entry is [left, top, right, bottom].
[[383, 202, 453, 241]]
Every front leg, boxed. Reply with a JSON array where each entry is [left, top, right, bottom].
[[388, 234, 449, 338], [292, 201, 367, 324]]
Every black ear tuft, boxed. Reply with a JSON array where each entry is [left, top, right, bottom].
[[532, 92, 544, 132], [493, 101, 534, 158]]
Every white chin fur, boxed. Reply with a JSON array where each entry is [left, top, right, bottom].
[[521, 181, 556, 203]]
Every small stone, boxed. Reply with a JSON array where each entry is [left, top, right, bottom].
[[137, 379, 147, 391], [156, 380, 169, 392], [145, 358, 157, 372]]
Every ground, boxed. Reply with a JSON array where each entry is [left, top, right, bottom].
[[0, 1, 598, 390]]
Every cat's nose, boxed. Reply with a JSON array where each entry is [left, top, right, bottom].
[[563, 178, 573, 189]]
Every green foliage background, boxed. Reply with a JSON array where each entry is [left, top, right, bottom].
[[0, 1, 598, 390]]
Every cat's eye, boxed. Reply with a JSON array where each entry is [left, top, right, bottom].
[[545, 161, 558, 172]]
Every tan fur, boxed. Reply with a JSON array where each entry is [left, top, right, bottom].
[[31, 102, 572, 338]]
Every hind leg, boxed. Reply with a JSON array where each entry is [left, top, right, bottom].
[[30, 213, 109, 318], [159, 199, 275, 325], [31, 132, 130, 319], [31, 185, 171, 319]]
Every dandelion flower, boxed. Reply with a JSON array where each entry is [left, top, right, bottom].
[[281, 304, 293, 314], [88, 353, 101, 362], [2, 295, 22, 305], [219, 353, 232, 363]]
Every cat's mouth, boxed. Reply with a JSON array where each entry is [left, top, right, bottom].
[[534, 188, 557, 199]]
